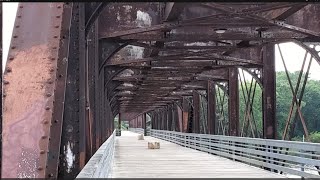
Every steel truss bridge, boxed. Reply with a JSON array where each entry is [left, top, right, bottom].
[[0, 2, 320, 178]]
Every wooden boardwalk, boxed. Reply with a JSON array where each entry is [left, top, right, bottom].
[[111, 131, 285, 178]]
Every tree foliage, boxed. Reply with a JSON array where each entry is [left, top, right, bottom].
[[237, 71, 320, 142]]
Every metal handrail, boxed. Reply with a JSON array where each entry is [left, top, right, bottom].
[[151, 129, 320, 178], [76, 130, 116, 178]]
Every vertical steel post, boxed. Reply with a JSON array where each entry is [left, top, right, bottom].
[[262, 44, 276, 139], [142, 113, 147, 136], [157, 112, 161, 130], [164, 109, 168, 130], [193, 91, 200, 133], [168, 105, 173, 131], [207, 81, 216, 134], [228, 68, 239, 136], [118, 113, 122, 136], [182, 99, 189, 132]]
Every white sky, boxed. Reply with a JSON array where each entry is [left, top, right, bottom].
[[2, 3, 320, 80]]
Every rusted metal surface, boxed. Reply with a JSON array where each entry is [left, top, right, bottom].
[[85, 2, 109, 36], [87, 20, 99, 153], [0, 3, 2, 177], [45, 3, 72, 178], [207, 81, 216, 134], [192, 91, 200, 133], [4, 2, 320, 178], [142, 113, 147, 135], [228, 68, 239, 136], [262, 44, 276, 139], [57, 3, 81, 178], [2, 3, 65, 178]]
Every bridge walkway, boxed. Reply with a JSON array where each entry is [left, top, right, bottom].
[[111, 131, 285, 178]]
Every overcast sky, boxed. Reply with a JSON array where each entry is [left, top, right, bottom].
[[2, 3, 320, 80]]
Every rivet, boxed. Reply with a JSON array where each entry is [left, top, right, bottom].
[[54, 25, 59, 28], [6, 67, 12, 72], [40, 150, 46, 154], [15, 25, 20, 28], [57, 5, 61, 8], [3, 81, 9, 85], [46, 93, 51, 97], [43, 120, 49, 124], [49, 68, 55, 72], [41, 135, 47, 139], [52, 47, 57, 50], [56, 15, 61, 18], [17, 15, 22, 18], [37, 167, 43, 171], [13, 35, 18, 38], [47, 80, 53, 84], [51, 57, 55, 61], [53, 35, 58, 38], [11, 46, 16, 49], [3, 94, 6, 97], [9, 57, 14, 61], [55, 120, 58, 123], [45, 106, 50, 110], [19, 5, 23, 8]]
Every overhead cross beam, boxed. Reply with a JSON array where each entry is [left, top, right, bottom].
[[101, 3, 301, 38]]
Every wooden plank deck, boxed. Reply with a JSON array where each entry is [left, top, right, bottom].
[[111, 131, 286, 178]]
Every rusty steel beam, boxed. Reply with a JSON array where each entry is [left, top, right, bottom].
[[207, 81, 216, 134], [228, 68, 239, 136], [108, 53, 261, 66], [118, 113, 122, 136], [142, 113, 147, 135], [45, 3, 72, 178], [78, 3, 89, 168], [85, 2, 109, 36], [130, 42, 240, 51], [262, 44, 276, 139], [205, 3, 318, 39], [192, 91, 200, 133], [2, 3, 70, 178], [102, 3, 299, 38], [87, 20, 99, 153], [274, 4, 306, 20], [119, 31, 306, 42]]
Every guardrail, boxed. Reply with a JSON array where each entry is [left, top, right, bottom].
[[151, 129, 320, 178], [76, 130, 116, 178], [129, 128, 145, 135]]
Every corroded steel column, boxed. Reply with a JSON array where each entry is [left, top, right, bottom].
[[167, 105, 173, 131], [207, 81, 216, 134], [193, 91, 200, 133], [142, 113, 147, 136], [2, 3, 70, 178], [118, 113, 122, 136], [262, 44, 276, 139], [182, 99, 189, 132], [228, 68, 239, 136]]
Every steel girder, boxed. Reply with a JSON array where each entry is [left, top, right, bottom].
[[2, 2, 320, 179]]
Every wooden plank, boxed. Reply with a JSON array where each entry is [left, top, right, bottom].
[[111, 131, 285, 178]]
